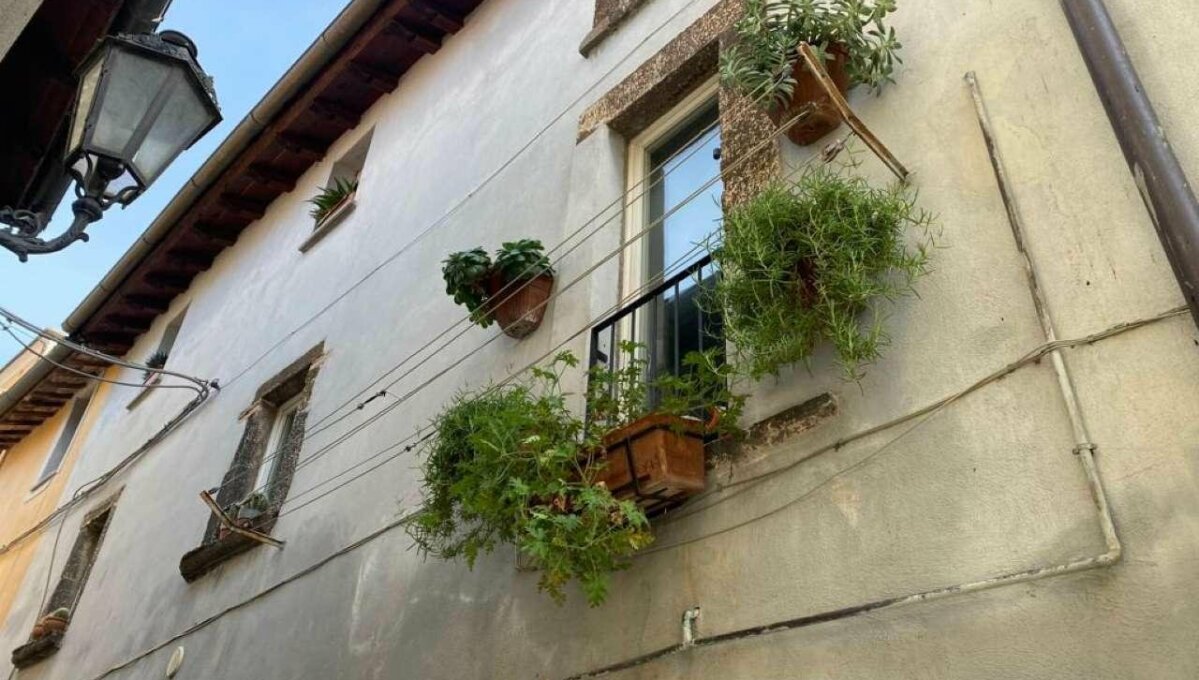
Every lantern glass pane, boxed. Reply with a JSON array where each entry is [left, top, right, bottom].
[[68, 58, 103, 158], [130, 70, 214, 185], [90, 48, 173, 160]]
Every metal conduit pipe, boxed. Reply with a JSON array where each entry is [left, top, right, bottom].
[[1061, 0, 1199, 329], [559, 74, 1126, 680]]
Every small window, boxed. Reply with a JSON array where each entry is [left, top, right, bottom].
[[11, 495, 117, 669], [33, 392, 92, 490], [328, 128, 372, 191], [141, 307, 188, 381], [300, 131, 372, 252]]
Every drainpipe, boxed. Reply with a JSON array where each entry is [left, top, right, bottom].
[[1061, 0, 1199, 329]]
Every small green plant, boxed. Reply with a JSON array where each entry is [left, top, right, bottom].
[[405, 344, 743, 606], [708, 164, 934, 380], [494, 239, 553, 282], [586, 342, 746, 455], [442, 247, 494, 326], [47, 608, 70, 620], [307, 176, 358, 224], [239, 491, 268, 513], [442, 240, 555, 329], [142, 349, 168, 382], [720, 0, 902, 109]]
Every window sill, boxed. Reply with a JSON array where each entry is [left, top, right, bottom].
[[299, 197, 356, 253], [179, 530, 264, 582], [11, 632, 62, 669], [127, 374, 161, 410]]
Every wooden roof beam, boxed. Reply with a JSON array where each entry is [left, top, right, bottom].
[[413, 0, 465, 32], [348, 62, 401, 93], [386, 19, 441, 53], [311, 98, 363, 126], [244, 164, 299, 192]]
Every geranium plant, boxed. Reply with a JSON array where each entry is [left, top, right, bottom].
[[405, 344, 743, 606]]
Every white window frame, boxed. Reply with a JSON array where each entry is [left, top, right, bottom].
[[622, 76, 720, 301], [253, 394, 303, 498]]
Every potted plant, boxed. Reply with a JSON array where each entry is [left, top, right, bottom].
[[720, 0, 903, 145], [142, 349, 168, 383], [708, 164, 934, 381], [307, 176, 358, 227], [38, 608, 70, 636], [586, 344, 745, 514], [442, 240, 556, 339], [236, 491, 269, 524], [404, 347, 742, 606]]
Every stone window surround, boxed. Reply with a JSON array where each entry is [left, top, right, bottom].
[[11, 491, 121, 669], [178, 343, 325, 582], [577, 0, 779, 209]]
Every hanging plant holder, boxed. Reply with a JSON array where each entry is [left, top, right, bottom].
[[772, 44, 851, 146], [487, 271, 555, 339], [596, 413, 707, 515]]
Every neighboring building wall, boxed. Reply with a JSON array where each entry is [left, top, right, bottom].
[[1, 0, 1196, 678], [0, 354, 108, 629], [0, 0, 41, 60]]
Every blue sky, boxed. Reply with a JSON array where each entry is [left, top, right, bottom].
[[0, 0, 348, 329]]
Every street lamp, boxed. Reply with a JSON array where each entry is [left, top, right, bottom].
[[0, 30, 221, 261]]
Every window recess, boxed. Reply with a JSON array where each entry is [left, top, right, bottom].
[[179, 344, 324, 582], [128, 306, 188, 408], [300, 128, 373, 252], [10, 494, 118, 669], [32, 390, 93, 491]]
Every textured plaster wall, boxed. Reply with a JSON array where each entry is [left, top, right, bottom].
[[1, 0, 1197, 678], [0, 365, 111, 629]]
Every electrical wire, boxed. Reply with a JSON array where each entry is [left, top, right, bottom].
[[75, 306, 1186, 680], [259, 114, 848, 522], [219, 104, 828, 505], [214, 0, 721, 394], [0, 322, 204, 394], [0, 306, 212, 395], [272, 239, 715, 519]]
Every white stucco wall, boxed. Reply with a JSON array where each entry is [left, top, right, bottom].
[[2, 0, 1197, 678]]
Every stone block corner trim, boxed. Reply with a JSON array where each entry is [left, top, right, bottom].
[[11, 632, 63, 669], [580, 0, 652, 56]]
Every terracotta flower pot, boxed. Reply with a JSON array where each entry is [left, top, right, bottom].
[[30, 623, 46, 639], [769, 43, 851, 146], [486, 272, 554, 339], [39, 615, 68, 634], [595, 413, 707, 515]]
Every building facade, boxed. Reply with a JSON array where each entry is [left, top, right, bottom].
[[1, 0, 1197, 678]]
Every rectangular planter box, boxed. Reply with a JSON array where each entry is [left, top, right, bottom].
[[596, 413, 706, 515]]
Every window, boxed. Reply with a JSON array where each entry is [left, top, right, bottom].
[[11, 495, 118, 668], [617, 80, 724, 394], [129, 307, 187, 409], [327, 128, 372, 193], [33, 392, 92, 490], [300, 129, 372, 252], [253, 394, 302, 501], [179, 343, 324, 582]]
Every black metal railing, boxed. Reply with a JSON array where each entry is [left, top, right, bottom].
[[589, 253, 723, 410]]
